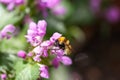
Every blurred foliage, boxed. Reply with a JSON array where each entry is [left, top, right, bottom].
[[0, 0, 120, 80], [15, 59, 39, 80], [0, 4, 24, 29]]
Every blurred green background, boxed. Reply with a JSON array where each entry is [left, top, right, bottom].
[[0, 0, 120, 80]]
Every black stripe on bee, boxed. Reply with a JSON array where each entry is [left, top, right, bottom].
[[54, 40, 65, 50]]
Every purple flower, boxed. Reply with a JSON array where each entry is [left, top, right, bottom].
[[52, 57, 59, 68], [27, 52, 33, 57], [33, 46, 44, 55], [39, 65, 49, 79], [15, 0, 24, 5], [52, 56, 72, 68], [0, 24, 16, 39], [105, 6, 120, 23], [51, 49, 64, 56], [33, 40, 51, 58], [7, 2, 15, 11], [32, 32, 61, 54], [41, 40, 52, 47], [36, 0, 48, 17], [42, 49, 48, 57], [17, 50, 27, 59], [36, 0, 61, 17], [32, 32, 61, 59], [37, 20, 47, 35], [0, 74, 7, 80], [23, 19, 72, 79], [50, 32, 62, 43], [61, 56, 72, 65], [0, 0, 24, 11], [43, 0, 60, 9], [0, 0, 12, 4], [33, 55, 41, 62], [90, 0, 101, 13], [24, 15, 33, 24], [25, 20, 47, 46], [52, 4, 66, 16]]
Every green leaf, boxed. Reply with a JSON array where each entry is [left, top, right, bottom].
[[0, 37, 27, 54], [0, 53, 16, 71], [69, 26, 86, 42], [50, 65, 70, 80], [15, 60, 40, 80], [47, 17, 66, 33], [0, 4, 23, 29], [67, 5, 94, 25]]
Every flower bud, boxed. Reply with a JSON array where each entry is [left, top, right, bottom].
[[17, 50, 26, 59], [0, 74, 7, 80]]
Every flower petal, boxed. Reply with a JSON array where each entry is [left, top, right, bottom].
[[17, 50, 26, 59], [40, 66, 49, 79], [43, 49, 48, 57], [33, 46, 43, 55], [52, 4, 66, 16], [41, 40, 51, 47], [61, 56, 72, 65], [29, 22, 37, 30], [50, 32, 62, 43], [0, 24, 16, 39], [45, 0, 60, 9], [52, 57, 59, 68], [37, 20, 47, 36], [33, 55, 41, 62], [0, 74, 7, 80]]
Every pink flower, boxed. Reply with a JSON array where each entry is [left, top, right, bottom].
[[52, 57, 59, 68], [61, 56, 72, 65], [51, 49, 64, 56], [33, 55, 41, 62], [50, 32, 62, 43], [17, 50, 27, 59], [15, 0, 24, 5], [27, 52, 33, 57], [41, 40, 52, 47], [43, 0, 60, 9], [36, 0, 48, 17], [0, 24, 16, 39], [0, 74, 7, 80], [39, 65, 49, 79], [33, 40, 51, 58], [90, 0, 101, 13], [52, 4, 66, 16], [105, 6, 120, 23], [0, 0, 12, 4], [33, 46, 44, 55], [0, 0, 24, 11], [24, 15, 33, 24], [42, 49, 48, 57], [52, 56, 72, 68], [25, 20, 47, 46], [36, 0, 61, 17], [23, 19, 72, 79]]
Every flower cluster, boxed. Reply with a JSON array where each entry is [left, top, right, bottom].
[[0, 0, 24, 11], [0, 24, 16, 40], [17, 20, 72, 79], [36, 0, 66, 17]]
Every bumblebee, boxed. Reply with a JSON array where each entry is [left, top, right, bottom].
[[54, 36, 72, 55]]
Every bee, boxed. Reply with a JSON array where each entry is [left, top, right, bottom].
[[54, 36, 72, 55]]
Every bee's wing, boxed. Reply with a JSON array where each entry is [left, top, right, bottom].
[[64, 45, 72, 55]]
